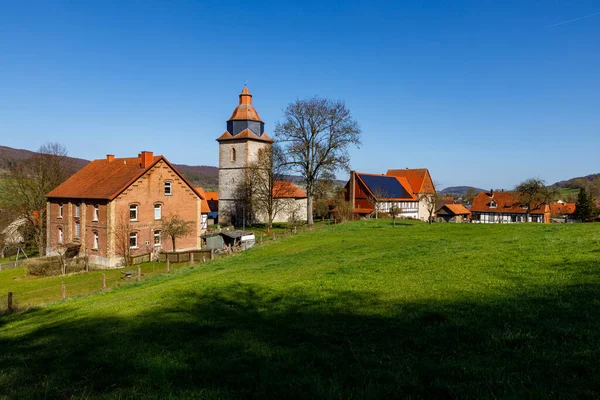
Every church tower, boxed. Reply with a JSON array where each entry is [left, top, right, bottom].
[[217, 86, 273, 225]]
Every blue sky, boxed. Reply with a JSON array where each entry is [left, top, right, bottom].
[[1, 0, 599, 190]]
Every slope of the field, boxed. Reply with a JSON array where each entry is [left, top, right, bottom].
[[1, 220, 600, 399]]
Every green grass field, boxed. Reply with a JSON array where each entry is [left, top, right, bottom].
[[1, 220, 600, 399]]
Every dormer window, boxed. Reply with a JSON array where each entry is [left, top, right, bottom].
[[489, 200, 497, 209]]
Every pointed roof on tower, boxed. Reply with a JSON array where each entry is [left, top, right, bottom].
[[228, 86, 263, 122]]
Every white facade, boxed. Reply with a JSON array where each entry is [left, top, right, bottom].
[[471, 212, 544, 224], [376, 201, 419, 219]]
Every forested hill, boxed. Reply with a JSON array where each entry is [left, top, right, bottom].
[[440, 186, 487, 195], [0, 145, 219, 189], [551, 173, 600, 189]]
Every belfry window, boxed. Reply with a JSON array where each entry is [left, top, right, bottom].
[[230, 147, 236, 163]]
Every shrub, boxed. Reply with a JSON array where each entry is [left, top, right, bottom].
[[25, 256, 86, 276]]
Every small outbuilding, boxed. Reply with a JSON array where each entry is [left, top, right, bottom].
[[221, 230, 255, 250], [436, 204, 471, 223]]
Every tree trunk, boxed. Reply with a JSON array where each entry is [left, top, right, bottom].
[[307, 196, 314, 226], [171, 236, 176, 252], [37, 226, 45, 257]]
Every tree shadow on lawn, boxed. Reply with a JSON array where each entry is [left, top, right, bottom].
[[1, 277, 600, 399]]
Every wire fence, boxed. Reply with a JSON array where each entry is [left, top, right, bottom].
[[0, 259, 27, 271], [1, 225, 314, 316]]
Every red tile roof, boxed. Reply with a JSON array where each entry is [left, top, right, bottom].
[[471, 191, 548, 215], [273, 181, 307, 199], [47, 153, 204, 202], [549, 202, 576, 215], [444, 203, 471, 215], [228, 86, 263, 122], [385, 168, 435, 194]]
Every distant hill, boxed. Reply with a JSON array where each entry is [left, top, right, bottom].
[[440, 186, 486, 196], [550, 173, 600, 189], [0, 145, 220, 189], [171, 164, 219, 190], [0, 145, 89, 171]]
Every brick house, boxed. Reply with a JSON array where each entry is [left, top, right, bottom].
[[471, 190, 551, 223], [46, 151, 206, 267]]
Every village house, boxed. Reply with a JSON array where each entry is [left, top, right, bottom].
[[345, 169, 436, 221], [386, 168, 437, 220], [436, 203, 471, 223], [46, 152, 206, 267], [470, 190, 551, 223], [549, 200, 577, 222], [346, 172, 420, 219]]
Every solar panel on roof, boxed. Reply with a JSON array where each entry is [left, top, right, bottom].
[[359, 175, 411, 199]]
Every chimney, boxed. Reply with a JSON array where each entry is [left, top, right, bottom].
[[140, 151, 154, 168], [490, 189, 494, 198], [106, 154, 115, 163], [349, 171, 356, 208]]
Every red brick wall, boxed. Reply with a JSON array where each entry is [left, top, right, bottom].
[[114, 160, 201, 257]]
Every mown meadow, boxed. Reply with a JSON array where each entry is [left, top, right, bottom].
[[1, 220, 599, 399]]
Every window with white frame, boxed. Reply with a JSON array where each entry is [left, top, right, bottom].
[[93, 231, 99, 249], [58, 227, 63, 244], [93, 205, 99, 221], [489, 200, 497, 209], [130, 204, 138, 221], [129, 232, 138, 249], [58, 203, 63, 218], [75, 203, 80, 217], [154, 204, 162, 220], [75, 221, 81, 238], [164, 181, 172, 195], [154, 230, 161, 246]]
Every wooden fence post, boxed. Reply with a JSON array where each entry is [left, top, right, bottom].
[[7, 292, 13, 314], [190, 253, 194, 264], [61, 282, 66, 300], [166, 258, 170, 273], [210, 251, 214, 261], [102, 273, 106, 290], [137, 265, 141, 281]]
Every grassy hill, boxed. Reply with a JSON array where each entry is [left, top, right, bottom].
[[1, 220, 600, 398]]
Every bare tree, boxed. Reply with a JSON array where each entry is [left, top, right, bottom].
[[516, 178, 553, 221], [333, 190, 354, 223], [274, 97, 362, 226], [245, 146, 290, 233], [0, 143, 75, 256], [114, 210, 133, 266], [388, 201, 402, 227], [366, 187, 391, 219], [161, 214, 194, 251], [420, 192, 440, 224]]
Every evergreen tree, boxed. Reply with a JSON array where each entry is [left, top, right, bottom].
[[574, 187, 598, 222]]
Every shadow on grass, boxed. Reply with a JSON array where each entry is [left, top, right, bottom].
[[1, 279, 600, 399]]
